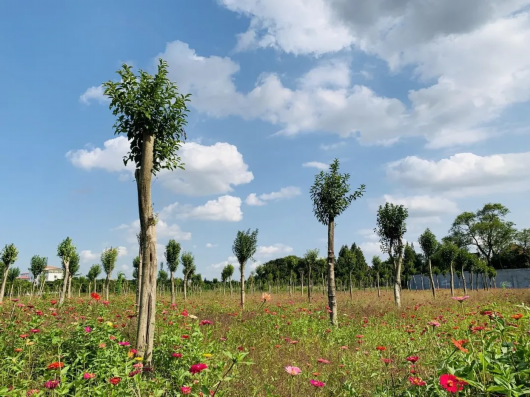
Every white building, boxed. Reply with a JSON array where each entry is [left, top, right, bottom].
[[43, 266, 63, 282]]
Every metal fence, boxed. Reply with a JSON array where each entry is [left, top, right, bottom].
[[409, 268, 530, 290]]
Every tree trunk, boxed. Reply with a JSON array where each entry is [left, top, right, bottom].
[[300, 274, 304, 296], [289, 273, 292, 296], [59, 262, 69, 306], [170, 272, 175, 305], [308, 265, 312, 303], [0, 267, 9, 304], [450, 263, 455, 297], [327, 218, 338, 326], [67, 275, 72, 299], [470, 272, 474, 292], [393, 254, 403, 308], [229, 278, 233, 296], [349, 271, 353, 300], [136, 232, 143, 312], [321, 274, 325, 296], [377, 272, 381, 297], [240, 262, 245, 309], [428, 258, 436, 299], [105, 275, 110, 301], [184, 275, 188, 301], [135, 131, 158, 365]]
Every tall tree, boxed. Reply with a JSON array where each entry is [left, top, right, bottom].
[[304, 249, 319, 303], [221, 265, 230, 295], [285, 256, 297, 296], [29, 255, 47, 297], [375, 203, 408, 308], [115, 272, 126, 295], [181, 252, 195, 301], [337, 247, 356, 299], [87, 264, 101, 293], [402, 244, 416, 289], [232, 229, 258, 309], [418, 228, 438, 299], [103, 59, 190, 363], [450, 203, 516, 269], [57, 238, 75, 306], [310, 159, 365, 326], [0, 244, 19, 303], [68, 251, 80, 299], [101, 247, 119, 301], [439, 239, 459, 296], [372, 256, 383, 297], [7, 267, 20, 297], [223, 264, 235, 296], [515, 228, 530, 266], [164, 240, 181, 305]]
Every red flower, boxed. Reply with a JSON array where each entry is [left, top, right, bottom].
[[406, 356, 419, 363], [310, 379, 325, 388], [50, 300, 57, 305], [440, 374, 467, 393], [91, 292, 101, 301], [109, 377, 121, 386], [181, 335, 190, 339], [409, 377, 426, 386], [376, 346, 386, 351], [451, 338, 469, 353], [47, 362, 64, 370], [172, 353, 183, 358], [381, 358, 392, 364], [181, 386, 192, 395], [189, 363, 208, 374]]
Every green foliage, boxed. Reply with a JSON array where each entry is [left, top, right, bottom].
[[374, 203, 408, 260], [232, 229, 258, 267], [103, 59, 191, 174], [101, 247, 119, 277], [115, 272, 126, 295], [29, 255, 47, 280], [87, 264, 101, 282], [309, 159, 365, 225], [6, 267, 20, 282], [418, 228, 438, 259], [158, 270, 168, 283], [221, 265, 234, 282], [57, 237, 76, 266], [181, 252, 196, 278], [165, 239, 181, 273], [69, 251, 80, 277], [1, 243, 19, 269]]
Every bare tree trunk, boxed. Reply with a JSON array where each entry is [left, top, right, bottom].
[[428, 258, 436, 299], [300, 273, 304, 296], [67, 275, 72, 299], [349, 271, 353, 300], [449, 263, 455, 297], [184, 276, 188, 301], [327, 218, 338, 326], [377, 272, 381, 297], [307, 265, 312, 303], [393, 250, 404, 308], [170, 272, 175, 305], [321, 274, 325, 296], [229, 278, 232, 296], [240, 262, 245, 309], [135, 132, 158, 365], [59, 262, 70, 306], [105, 275, 110, 301], [136, 232, 143, 311], [0, 267, 9, 304]]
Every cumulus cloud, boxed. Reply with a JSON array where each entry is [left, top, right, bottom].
[[245, 186, 301, 206], [79, 85, 108, 105], [206, 243, 217, 248], [386, 151, 530, 197], [211, 256, 237, 269], [181, 195, 243, 222], [80, 250, 99, 263], [302, 161, 329, 170], [67, 137, 253, 196], [255, 243, 293, 259], [377, 195, 459, 223], [115, 219, 191, 246]]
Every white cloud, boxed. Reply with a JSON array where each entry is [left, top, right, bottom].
[[386, 151, 530, 197], [117, 246, 128, 257], [302, 161, 328, 170], [211, 256, 237, 269], [320, 142, 346, 151], [181, 195, 243, 222], [79, 85, 108, 105], [245, 186, 301, 206], [67, 137, 253, 196], [255, 243, 293, 259], [379, 195, 459, 222], [116, 219, 191, 246], [80, 250, 99, 263], [206, 243, 217, 248]]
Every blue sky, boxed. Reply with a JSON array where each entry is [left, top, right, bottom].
[[2, 0, 530, 280]]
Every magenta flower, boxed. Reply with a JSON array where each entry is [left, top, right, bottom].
[[84, 326, 92, 333], [118, 341, 130, 346], [427, 320, 441, 328], [189, 363, 207, 374], [310, 379, 325, 388], [83, 373, 96, 379], [452, 296, 470, 302], [285, 366, 302, 375], [317, 358, 330, 364], [44, 380, 60, 389]]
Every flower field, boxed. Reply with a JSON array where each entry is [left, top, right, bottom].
[[1, 289, 529, 396]]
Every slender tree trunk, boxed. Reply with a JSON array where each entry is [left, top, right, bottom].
[[136, 232, 143, 311], [300, 274, 304, 296], [307, 265, 312, 303], [393, 254, 403, 308], [321, 274, 325, 296], [170, 272, 175, 305], [327, 218, 338, 326], [9, 282, 14, 298], [184, 275, 188, 301], [0, 267, 9, 303], [377, 272, 381, 297], [349, 271, 353, 300], [67, 275, 72, 299], [240, 262, 245, 309], [229, 278, 233, 296], [135, 132, 158, 365], [59, 262, 69, 306], [450, 263, 455, 297], [105, 275, 110, 301], [428, 258, 436, 299]]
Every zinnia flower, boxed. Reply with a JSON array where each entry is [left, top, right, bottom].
[[180, 386, 192, 395], [376, 346, 386, 351], [452, 296, 470, 302], [427, 320, 441, 327], [26, 389, 39, 396], [199, 320, 213, 326], [511, 313, 523, 320], [172, 353, 183, 358], [47, 362, 64, 370], [109, 377, 121, 386], [440, 374, 467, 393], [44, 380, 60, 389], [406, 356, 419, 363], [84, 326, 91, 333], [285, 366, 302, 375], [189, 363, 208, 374], [310, 379, 325, 388], [317, 358, 330, 364], [90, 292, 100, 301], [261, 293, 272, 302], [83, 373, 96, 379], [118, 341, 130, 346], [451, 338, 469, 353], [409, 377, 426, 386]]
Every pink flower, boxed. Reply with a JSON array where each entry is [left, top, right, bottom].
[[285, 366, 302, 375], [30, 329, 40, 334], [199, 320, 213, 326], [44, 380, 60, 389], [189, 363, 208, 374], [317, 358, 330, 364], [180, 386, 192, 395], [172, 353, 183, 358], [427, 320, 441, 328], [118, 341, 130, 346], [452, 296, 470, 302], [310, 379, 325, 388], [83, 373, 96, 379], [84, 326, 92, 333]]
